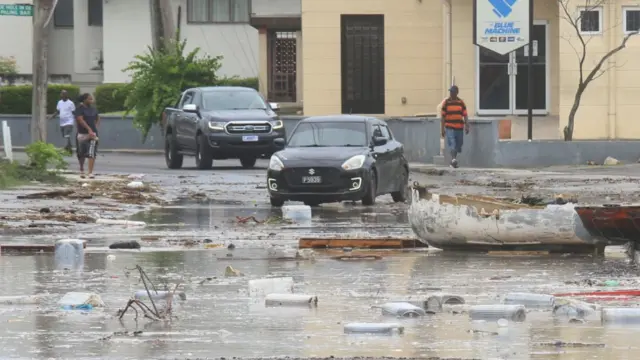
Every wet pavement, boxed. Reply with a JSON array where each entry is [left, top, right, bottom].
[[3, 154, 640, 359]]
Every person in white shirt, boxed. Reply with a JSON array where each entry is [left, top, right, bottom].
[[48, 90, 76, 152]]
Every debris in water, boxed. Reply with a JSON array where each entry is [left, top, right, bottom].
[[117, 265, 179, 321], [603, 156, 621, 165], [265, 294, 318, 307], [331, 254, 382, 261], [224, 265, 243, 277], [381, 302, 426, 317], [58, 292, 105, 308], [537, 341, 605, 348], [344, 322, 404, 334], [109, 241, 141, 250]]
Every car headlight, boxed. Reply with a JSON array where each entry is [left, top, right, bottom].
[[341, 155, 366, 170], [270, 120, 283, 129], [208, 121, 225, 130], [269, 155, 285, 171]]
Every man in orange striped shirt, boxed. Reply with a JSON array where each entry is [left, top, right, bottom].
[[440, 85, 469, 168]]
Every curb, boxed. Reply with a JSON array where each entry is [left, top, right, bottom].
[[1, 146, 163, 155]]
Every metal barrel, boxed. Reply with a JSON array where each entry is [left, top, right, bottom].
[[469, 304, 527, 322], [601, 308, 640, 324], [503, 293, 555, 309], [265, 294, 318, 307], [344, 323, 404, 334], [381, 302, 426, 317]]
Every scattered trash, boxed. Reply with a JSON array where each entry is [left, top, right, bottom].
[[343, 322, 404, 334], [109, 241, 141, 250], [553, 298, 597, 319], [604, 280, 620, 287], [248, 277, 294, 297], [134, 290, 186, 301], [469, 305, 526, 322], [224, 265, 243, 277], [603, 156, 621, 165], [58, 292, 105, 308], [236, 216, 263, 224], [265, 294, 318, 307], [267, 245, 298, 259], [536, 341, 605, 348], [17, 189, 75, 200], [107, 254, 116, 261], [601, 308, 640, 324], [381, 302, 426, 317], [503, 293, 555, 309], [331, 254, 382, 261], [127, 174, 145, 180], [0, 295, 50, 305], [97, 219, 146, 227], [227, 243, 236, 250], [282, 205, 311, 223], [117, 265, 179, 321], [554, 289, 640, 298], [126, 181, 145, 189]]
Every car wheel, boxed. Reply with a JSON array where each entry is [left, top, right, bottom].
[[240, 156, 257, 169], [165, 135, 183, 169], [195, 134, 213, 170], [391, 168, 409, 203], [303, 201, 320, 207], [361, 171, 377, 206], [270, 197, 285, 207]]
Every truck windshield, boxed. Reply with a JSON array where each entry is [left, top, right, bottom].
[[287, 122, 368, 147], [201, 91, 268, 111]]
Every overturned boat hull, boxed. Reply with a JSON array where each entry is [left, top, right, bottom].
[[408, 191, 614, 253], [574, 205, 640, 244]]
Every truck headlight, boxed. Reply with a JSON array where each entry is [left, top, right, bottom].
[[270, 120, 283, 129], [269, 155, 285, 171], [208, 121, 225, 130], [341, 155, 366, 170]]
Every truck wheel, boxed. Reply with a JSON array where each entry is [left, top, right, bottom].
[[361, 171, 377, 206], [270, 197, 285, 207], [195, 134, 213, 170], [240, 156, 257, 169], [165, 135, 183, 169]]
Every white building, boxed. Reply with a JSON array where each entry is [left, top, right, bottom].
[[0, 0, 259, 92]]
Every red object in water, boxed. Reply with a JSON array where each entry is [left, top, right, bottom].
[[574, 205, 640, 244], [554, 290, 640, 297]]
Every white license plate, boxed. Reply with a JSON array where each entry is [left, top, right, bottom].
[[302, 176, 322, 184], [242, 135, 259, 142]]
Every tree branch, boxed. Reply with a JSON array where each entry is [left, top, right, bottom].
[[582, 31, 639, 87]]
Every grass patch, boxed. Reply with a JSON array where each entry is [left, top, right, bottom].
[[0, 160, 67, 190]]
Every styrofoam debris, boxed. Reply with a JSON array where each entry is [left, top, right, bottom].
[[58, 292, 105, 307], [126, 181, 145, 189]]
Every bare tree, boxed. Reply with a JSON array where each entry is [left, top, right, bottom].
[[558, 0, 638, 141]]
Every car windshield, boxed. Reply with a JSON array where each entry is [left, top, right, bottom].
[[287, 122, 368, 147], [201, 91, 268, 111]]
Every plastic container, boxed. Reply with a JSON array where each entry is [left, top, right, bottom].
[[503, 292, 555, 309], [382, 302, 426, 317], [601, 308, 640, 324], [469, 305, 526, 322], [54, 239, 85, 269], [248, 277, 294, 297], [134, 290, 186, 301], [58, 292, 105, 307], [344, 323, 405, 334], [282, 205, 312, 223], [265, 294, 318, 307]]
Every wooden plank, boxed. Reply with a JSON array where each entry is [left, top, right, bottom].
[[299, 238, 426, 249], [1, 242, 87, 254]]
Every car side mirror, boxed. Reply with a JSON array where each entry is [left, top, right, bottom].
[[274, 138, 286, 147], [183, 103, 200, 115], [269, 102, 280, 112], [372, 136, 387, 146]]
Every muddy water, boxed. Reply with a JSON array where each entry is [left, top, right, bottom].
[[1, 250, 640, 359]]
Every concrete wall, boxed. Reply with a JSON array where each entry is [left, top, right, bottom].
[[251, 0, 301, 17], [0, 0, 33, 74], [301, 0, 443, 116]]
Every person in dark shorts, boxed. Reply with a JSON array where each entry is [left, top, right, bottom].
[[48, 90, 76, 153], [73, 93, 100, 179]]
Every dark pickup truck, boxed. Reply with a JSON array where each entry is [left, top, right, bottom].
[[162, 86, 287, 169]]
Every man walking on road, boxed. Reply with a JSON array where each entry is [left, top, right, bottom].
[[440, 85, 469, 168], [49, 90, 75, 153]]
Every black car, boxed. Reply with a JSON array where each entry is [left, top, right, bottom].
[[163, 86, 286, 170], [266, 115, 410, 207]]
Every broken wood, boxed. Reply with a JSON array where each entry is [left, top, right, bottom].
[[17, 189, 74, 199], [299, 237, 427, 249]]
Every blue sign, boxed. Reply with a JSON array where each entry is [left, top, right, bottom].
[[474, 0, 530, 55], [489, 0, 518, 18]]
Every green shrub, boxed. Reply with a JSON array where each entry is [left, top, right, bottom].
[[25, 141, 68, 171], [0, 84, 80, 114], [217, 76, 259, 91], [94, 83, 130, 113]]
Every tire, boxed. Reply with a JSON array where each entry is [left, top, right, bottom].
[[391, 168, 409, 203], [304, 201, 320, 207], [195, 133, 213, 170], [270, 197, 285, 207], [361, 171, 377, 206], [240, 156, 257, 169], [165, 135, 183, 169]]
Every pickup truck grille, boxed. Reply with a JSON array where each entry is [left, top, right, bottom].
[[226, 122, 272, 134]]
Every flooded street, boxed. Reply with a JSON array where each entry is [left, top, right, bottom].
[[3, 154, 640, 359]]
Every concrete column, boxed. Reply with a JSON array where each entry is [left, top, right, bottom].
[[295, 30, 303, 105], [258, 27, 269, 99]]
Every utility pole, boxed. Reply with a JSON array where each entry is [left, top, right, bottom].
[[150, 0, 175, 51], [30, 0, 57, 143]]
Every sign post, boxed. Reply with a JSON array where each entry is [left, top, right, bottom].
[[473, 0, 533, 140]]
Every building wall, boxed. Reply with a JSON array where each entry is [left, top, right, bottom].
[[102, 0, 258, 83], [0, 0, 34, 74], [300, 0, 443, 116], [559, 0, 640, 139]]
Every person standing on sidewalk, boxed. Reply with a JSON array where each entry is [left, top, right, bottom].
[[73, 93, 100, 179], [440, 85, 469, 168], [48, 90, 76, 153]]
